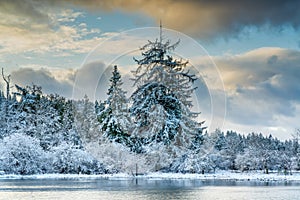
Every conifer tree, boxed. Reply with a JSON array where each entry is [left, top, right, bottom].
[[75, 95, 100, 143], [97, 65, 131, 144], [130, 31, 204, 149]]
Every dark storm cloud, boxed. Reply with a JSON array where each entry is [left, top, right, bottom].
[[0, 0, 52, 28], [3, 0, 300, 40], [62, 0, 300, 39]]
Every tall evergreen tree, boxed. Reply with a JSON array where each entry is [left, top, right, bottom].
[[130, 32, 204, 148], [75, 95, 101, 143], [97, 65, 131, 144]]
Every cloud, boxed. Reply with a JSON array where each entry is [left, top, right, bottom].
[[62, 0, 300, 39], [3, 0, 299, 42], [0, 0, 50, 28], [187, 47, 300, 138], [9, 62, 122, 100], [72, 61, 108, 100], [215, 47, 300, 100], [0, 1, 102, 55], [209, 47, 300, 129], [73, 62, 144, 101], [10, 67, 74, 98], [8, 63, 112, 100]]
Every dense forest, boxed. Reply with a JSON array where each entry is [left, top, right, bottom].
[[0, 37, 299, 175], [0, 83, 299, 175]]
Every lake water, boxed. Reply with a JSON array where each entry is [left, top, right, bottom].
[[0, 178, 300, 200]]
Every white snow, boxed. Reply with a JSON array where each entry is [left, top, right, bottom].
[[1, 171, 300, 182], [143, 171, 300, 182]]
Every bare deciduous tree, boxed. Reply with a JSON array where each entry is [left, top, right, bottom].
[[1, 68, 11, 100]]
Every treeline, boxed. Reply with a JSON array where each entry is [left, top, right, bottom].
[[0, 84, 299, 175], [0, 35, 299, 175], [0, 36, 206, 175], [0, 85, 106, 175], [171, 130, 300, 174]]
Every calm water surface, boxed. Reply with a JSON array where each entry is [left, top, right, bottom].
[[0, 178, 299, 200]]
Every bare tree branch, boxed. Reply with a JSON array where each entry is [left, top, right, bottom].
[[1, 68, 11, 99]]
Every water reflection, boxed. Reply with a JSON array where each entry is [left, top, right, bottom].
[[0, 178, 299, 200]]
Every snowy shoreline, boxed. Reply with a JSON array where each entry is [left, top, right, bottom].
[[1, 171, 300, 182]]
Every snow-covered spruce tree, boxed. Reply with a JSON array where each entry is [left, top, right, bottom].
[[130, 35, 204, 150], [97, 65, 131, 144], [74, 95, 101, 143]]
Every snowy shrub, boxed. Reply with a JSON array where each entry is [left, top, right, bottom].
[[86, 141, 151, 174], [169, 154, 196, 173], [143, 143, 182, 172], [0, 133, 49, 175], [277, 152, 293, 173], [169, 153, 213, 174], [87, 141, 190, 174], [291, 156, 300, 171], [51, 142, 106, 174], [235, 149, 262, 171]]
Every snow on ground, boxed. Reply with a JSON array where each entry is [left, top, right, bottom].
[[1, 171, 300, 182], [144, 171, 300, 182]]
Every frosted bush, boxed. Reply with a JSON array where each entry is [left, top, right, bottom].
[[86, 141, 150, 174], [51, 142, 106, 174], [169, 153, 213, 174], [143, 143, 181, 172], [0, 133, 49, 175]]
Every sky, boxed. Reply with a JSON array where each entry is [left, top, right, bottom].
[[1, 0, 300, 140]]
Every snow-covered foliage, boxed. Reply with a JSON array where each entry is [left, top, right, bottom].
[[0, 85, 82, 150], [96, 65, 131, 144], [130, 82, 181, 144], [169, 153, 214, 174], [0, 133, 49, 174], [86, 141, 182, 174], [0, 134, 107, 175], [0, 37, 300, 176], [75, 95, 101, 143], [0, 82, 299, 175], [160, 130, 300, 174], [130, 36, 204, 151], [86, 141, 147, 174], [51, 142, 106, 174], [0, 85, 108, 175]]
